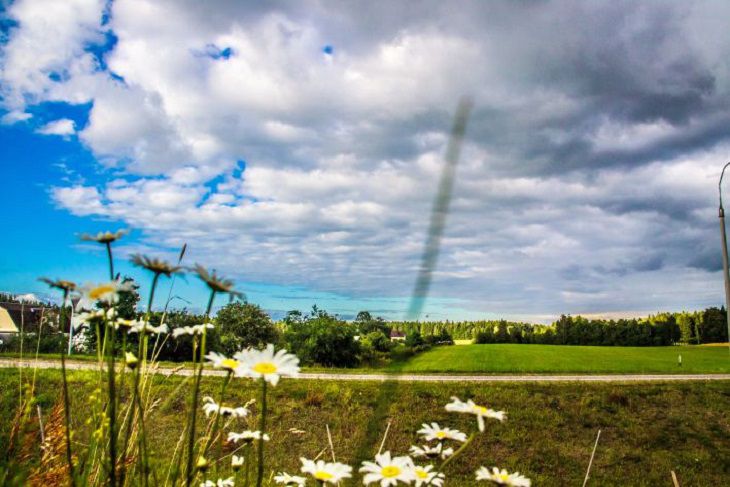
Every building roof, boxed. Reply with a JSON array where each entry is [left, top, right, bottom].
[[0, 307, 19, 333], [389, 329, 406, 338], [0, 302, 49, 333]]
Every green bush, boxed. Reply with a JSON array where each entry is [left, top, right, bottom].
[[215, 302, 279, 355], [283, 309, 361, 367]]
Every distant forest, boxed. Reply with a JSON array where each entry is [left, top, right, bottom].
[[389, 307, 728, 346]]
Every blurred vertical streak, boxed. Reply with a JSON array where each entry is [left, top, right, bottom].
[[406, 97, 473, 321]]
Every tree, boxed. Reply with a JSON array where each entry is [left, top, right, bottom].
[[676, 312, 694, 345], [354, 310, 390, 335], [216, 303, 279, 355], [702, 307, 728, 343], [116, 276, 141, 319], [283, 310, 361, 367]]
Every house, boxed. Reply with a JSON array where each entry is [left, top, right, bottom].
[[389, 329, 406, 342], [0, 306, 19, 340], [0, 302, 50, 335]]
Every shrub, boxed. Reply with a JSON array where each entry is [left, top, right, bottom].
[[283, 309, 361, 367], [215, 302, 279, 355]]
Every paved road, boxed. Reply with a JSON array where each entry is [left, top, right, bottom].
[[2, 359, 730, 382]]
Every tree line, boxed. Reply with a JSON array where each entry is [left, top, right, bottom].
[[389, 307, 729, 346]]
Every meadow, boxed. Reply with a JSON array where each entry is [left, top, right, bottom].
[[2, 368, 728, 486], [386, 344, 730, 374]]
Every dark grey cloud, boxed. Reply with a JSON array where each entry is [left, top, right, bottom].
[[5, 0, 730, 319]]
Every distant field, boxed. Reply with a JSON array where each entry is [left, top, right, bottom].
[[388, 344, 730, 374]]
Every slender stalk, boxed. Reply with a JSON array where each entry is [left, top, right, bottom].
[[61, 347, 76, 485], [423, 432, 477, 487], [201, 371, 232, 476], [106, 242, 114, 281], [18, 302, 24, 404], [31, 307, 45, 393], [185, 290, 216, 486], [256, 378, 268, 487], [134, 376, 150, 487], [106, 312, 117, 486], [244, 446, 251, 487], [582, 429, 602, 487]]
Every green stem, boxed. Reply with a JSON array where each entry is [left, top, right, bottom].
[[185, 290, 216, 486], [106, 314, 117, 486], [202, 372, 232, 475], [106, 242, 114, 281], [424, 433, 477, 487], [134, 377, 150, 487], [256, 378, 267, 487], [244, 448, 251, 487], [60, 341, 76, 486]]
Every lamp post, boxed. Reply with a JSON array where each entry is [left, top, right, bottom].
[[718, 162, 730, 352]]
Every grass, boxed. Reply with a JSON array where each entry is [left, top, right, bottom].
[[4, 344, 730, 375], [386, 344, 730, 374], [1, 368, 729, 486]]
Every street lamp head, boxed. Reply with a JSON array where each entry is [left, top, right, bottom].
[[719, 161, 730, 211]]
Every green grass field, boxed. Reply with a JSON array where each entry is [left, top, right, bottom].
[[1, 368, 729, 486], [4, 344, 730, 375], [387, 344, 730, 374]]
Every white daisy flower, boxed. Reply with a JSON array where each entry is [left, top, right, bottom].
[[234, 344, 300, 386], [413, 465, 444, 487], [172, 323, 215, 338], [360, 451, 416, 486], [475, 467, 531, 486], [274, 472, 307, 486], [445, 397, 505, 432], [227, 430, 270, 443], [300, 458, 353, 484], [205, 352, 240, 372], [72, 309, 105, 330], [231, 455, 244, 471], [409, 443, 453, 460], [200, 478, 234, 487], [417, 422, 467, 443], [76, 281, 134, 310], [202, 397, 249, 418], [127, 320, 168, 335]]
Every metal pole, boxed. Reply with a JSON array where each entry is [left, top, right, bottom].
[[67, 302, 74, 355], [718, 162, 730, 352]]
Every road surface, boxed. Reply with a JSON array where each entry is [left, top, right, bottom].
[[2, 359, 729, 382]]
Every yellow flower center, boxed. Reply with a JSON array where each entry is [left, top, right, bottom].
[[415, 469, 428, 479], [381, 466, 401, 478], [252, 362, 277, 374], [497, 473, 510, 482], [89, 284, 116, 300], [435, 431, 447, 439], [474, 405, 488, 415], [314, 471, 334, 480], [221, 358, 239, 370]]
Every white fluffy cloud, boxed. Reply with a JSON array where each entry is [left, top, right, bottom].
[[5, 0, 730, 319], [37, 118, 75, 136]]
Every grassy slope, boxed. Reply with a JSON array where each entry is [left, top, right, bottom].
[[387, 344, 730, 374], [1, 368, 729, 486]]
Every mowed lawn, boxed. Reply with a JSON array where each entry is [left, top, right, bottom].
[[387, 344, 730, 374]]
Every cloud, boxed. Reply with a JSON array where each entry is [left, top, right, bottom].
[[4, 0, 730, 319], [1, 110, 31, 124], [37, 118, 76, 136]]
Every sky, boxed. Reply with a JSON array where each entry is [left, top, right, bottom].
[[1, 0, 729, 322]]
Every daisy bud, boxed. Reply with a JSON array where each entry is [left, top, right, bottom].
[[125, 352, 138, 370], [196, 456, 210, 472]]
